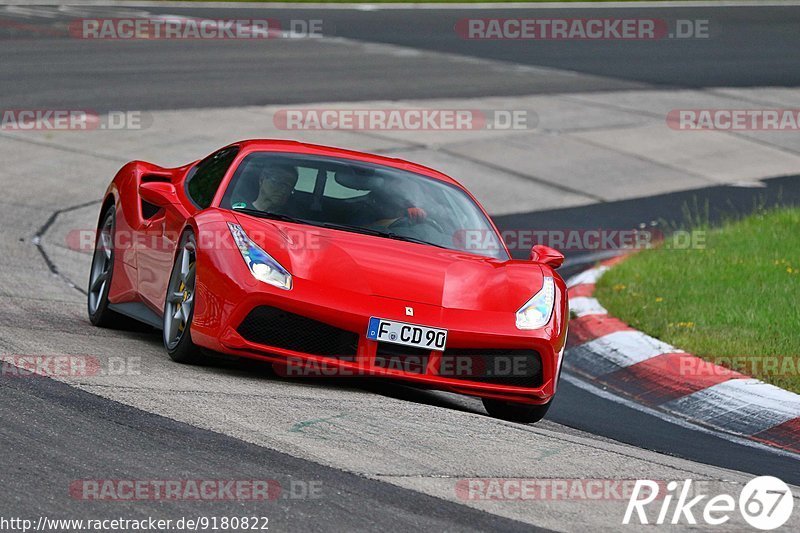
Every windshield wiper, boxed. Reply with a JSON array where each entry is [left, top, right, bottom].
[[319, 222, 447, 249], [385, 234, 448, 249], [231, 207, 309, 225], [318, 222, 387, 237]]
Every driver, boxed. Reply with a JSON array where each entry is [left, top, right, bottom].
[[251, 164, 299, 212]]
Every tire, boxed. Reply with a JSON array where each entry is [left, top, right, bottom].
[[88, 207, 124, 327], [163, 230, 206, 364], [482, 398, 552, 424]]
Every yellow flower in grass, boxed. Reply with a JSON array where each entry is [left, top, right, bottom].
[[655, 297, 664, 303]]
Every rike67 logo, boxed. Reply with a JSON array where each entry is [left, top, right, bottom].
[[624, 476, 794, 529]]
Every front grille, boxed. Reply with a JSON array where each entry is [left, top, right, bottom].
[[374, 343, 431, 374], [439, 349, 542, 388], [237, 306, 358, 357]]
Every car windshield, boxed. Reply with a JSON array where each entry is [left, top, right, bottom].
[[220, 152, 508, 260]]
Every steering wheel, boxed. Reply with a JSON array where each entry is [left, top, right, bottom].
[[388, 215, 445, 234]]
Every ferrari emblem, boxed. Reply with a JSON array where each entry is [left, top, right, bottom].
[[405, 307, 414, 316]]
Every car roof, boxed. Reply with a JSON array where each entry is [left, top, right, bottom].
[[230, 139, 462, 188]]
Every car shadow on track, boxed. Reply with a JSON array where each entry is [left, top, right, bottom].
[[211, 350, 487, 416], [125, 324, 488, 417]]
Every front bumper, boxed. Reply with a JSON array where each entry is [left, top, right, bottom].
[[191, 248, 567, 405]]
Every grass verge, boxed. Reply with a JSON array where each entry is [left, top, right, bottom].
[[594, 207, 800, 394]]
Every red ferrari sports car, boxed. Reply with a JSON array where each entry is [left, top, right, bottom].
[[88, 140, 567, 422]]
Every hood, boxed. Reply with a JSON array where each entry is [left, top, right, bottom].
[[234, 214, 544, 312]]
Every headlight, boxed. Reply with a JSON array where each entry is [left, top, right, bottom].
[[516, 276, 555, 330], [228, 223, 292, 290]]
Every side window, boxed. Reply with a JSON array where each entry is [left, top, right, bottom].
[[324, 171, 370, 199], [295, 166, 318, 193], [187, 147, 240, 208]]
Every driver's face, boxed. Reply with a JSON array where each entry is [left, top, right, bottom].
[[259, 169, 297, 206]]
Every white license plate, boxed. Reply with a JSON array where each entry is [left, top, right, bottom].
[[366, 317, 447, 351]]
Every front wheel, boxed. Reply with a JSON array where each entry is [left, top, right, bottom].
[[163, 230, 205, 364], [482, 398, 551, 424]]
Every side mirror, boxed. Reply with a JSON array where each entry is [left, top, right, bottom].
[[139, 181, 178, 207], [530, 244, 564, 269]]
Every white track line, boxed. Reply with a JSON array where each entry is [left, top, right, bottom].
[[568, 296, 608, 318], [580, 330, 680, 369], [664, 379, 800, 435], [566, 265, 608, 288]]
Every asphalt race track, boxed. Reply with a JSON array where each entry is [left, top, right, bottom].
[[1, 2, 799, 531], [3, 3, 800, 110]]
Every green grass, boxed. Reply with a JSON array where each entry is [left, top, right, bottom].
[[594, 207, 800, 393]]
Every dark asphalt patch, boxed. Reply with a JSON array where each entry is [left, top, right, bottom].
[[0, 369, 546, 533], [494, 173, 800, 276]]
